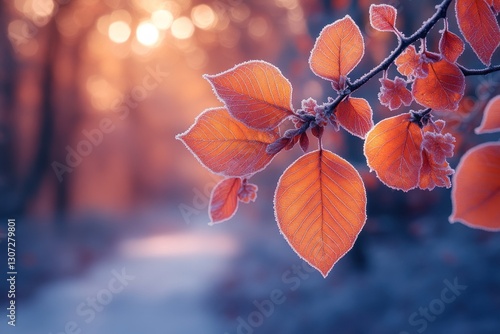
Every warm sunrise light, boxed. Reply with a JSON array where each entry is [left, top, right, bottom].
[[248, 17, 268, 39], [191, 4, 216, 30], [5, 0, 500, 331], [108, 21, 131, 43], [31, 0, 55, 19], [171, 16, 194, 40], [136, 21, 160, 46], [151, 9, 174, 30]]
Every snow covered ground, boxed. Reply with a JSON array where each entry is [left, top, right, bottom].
[[1, 209, 499, 334]]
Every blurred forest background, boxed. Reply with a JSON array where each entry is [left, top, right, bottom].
[[0, 0, 499, 333]]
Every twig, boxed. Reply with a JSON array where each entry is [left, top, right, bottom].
[[323, 0, 453, 117], [459, 64, 500, 76]]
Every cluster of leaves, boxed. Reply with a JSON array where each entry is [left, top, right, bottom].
[[177, 0, 500, 277]]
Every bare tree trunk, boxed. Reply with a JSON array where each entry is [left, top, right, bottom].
[[0, 2, 20, 216], [0, 20, 59, 217]]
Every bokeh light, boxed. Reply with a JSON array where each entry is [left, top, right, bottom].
[[163, 0, 182, 17], [151, 9, 174, 30], [110, 9, 132, 24], [86, 75, 120, 111], [16, 0, 57, 26], [275, 0, 299, 9], [248, 16, 268, 39], [191, 4, 216, 30], [136, 21, 160, 46], [132, 0, 166, 13], [4, 1, 500, 334], [7, 19, 39, 56], [171, 16, 194, 40], [229, 4, 251, 23], [97, 15, 110, 35], [108, 21, 131, 43], [31, 0, 55, 18], [287, 6, 306, 34]]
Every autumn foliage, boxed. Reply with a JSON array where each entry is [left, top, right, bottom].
[[178, 0, 500, 276], [275, 150, 366, 277], [364, 113, 424, 192]]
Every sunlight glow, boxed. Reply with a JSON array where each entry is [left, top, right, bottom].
[[108, 20, 131, 43], [17, 0, 56, 25], [171, 16, 194, 40], [132, 0, 165, 13], [31, 0, 55, 19], [136, 21, 160, 46], [191, 4, 216, 30], [152, 9, 174, 30]]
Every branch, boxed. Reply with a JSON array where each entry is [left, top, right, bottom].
[[351, 0, 452, 91], [324, 0, 453, 116], [459, 64, 500, 76]]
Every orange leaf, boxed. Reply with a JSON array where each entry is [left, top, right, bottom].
[[412, 60, 465, 111], [209, 178, 242, 224], [418, 150, 453, 191], [475, 95, 500, 134], [204, 61, 294, 130], [274, 149, 366, 277], [395, 45, 428, 79], [450, 142, 500, 230], [439, 29, 465, 63], [455, 0, 500, 65], [335, 97, 374, 139], [176, 107, 278, 177], [309, 15, 364, 88], [369, 4, 398, 33], [364, 113, 423, 191]]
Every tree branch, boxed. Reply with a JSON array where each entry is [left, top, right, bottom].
[[324, 0, 453, 117], [459, 64, 500, 76], [352, 0, 452, 91]]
